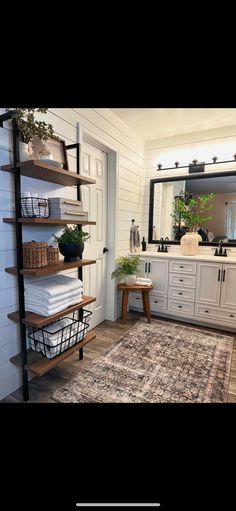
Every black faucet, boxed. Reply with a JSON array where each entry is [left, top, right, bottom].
[[214, 241, 229, 257], [160, 238, 165, 251]]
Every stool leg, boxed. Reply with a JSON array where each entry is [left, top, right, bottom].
[[142, 290, 151, 323], [122, 289, 129, 321]]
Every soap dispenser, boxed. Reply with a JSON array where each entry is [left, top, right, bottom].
[[141, 236, 146, 251]]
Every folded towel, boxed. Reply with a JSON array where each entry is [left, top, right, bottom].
[[25, 286, 83, 306], [135, 277, 153, 284], [25, 275, 83, 298], [25, 293, 83, 316], [136, 278, 153, 286]]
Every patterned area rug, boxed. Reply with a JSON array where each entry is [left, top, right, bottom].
[[53, 319, 234, 403]]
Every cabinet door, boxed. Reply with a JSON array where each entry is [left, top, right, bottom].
[[196, 262, 221, 306], [220, 264, 236, 308], [148, 258, 169, 296], [130, 256, 147, 277]]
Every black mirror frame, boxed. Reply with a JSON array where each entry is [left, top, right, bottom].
[[148, 170, 236, 246]]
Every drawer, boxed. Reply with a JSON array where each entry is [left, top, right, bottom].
[[149, 294, 167, 311], [168, 299, 194, 315], [129, 292, 142, 309], [169, 273, 196, 288], [168, 286, 195, 302], [195, 303, 236, 323], [169, 260, 196, 274], [129, 292, 167, 312]]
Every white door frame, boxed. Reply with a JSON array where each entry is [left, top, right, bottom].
[[77, 123, 119, 321]]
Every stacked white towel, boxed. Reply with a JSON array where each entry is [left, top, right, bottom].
[[29, 317, 87, 358], [25, 275, 83, 316], [135, 277, 153, 286]]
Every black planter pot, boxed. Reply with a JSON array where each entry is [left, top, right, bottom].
[[59, 242, 84, 262]]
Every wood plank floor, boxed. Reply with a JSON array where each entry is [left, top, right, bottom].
[[2, 312, 236, 403]]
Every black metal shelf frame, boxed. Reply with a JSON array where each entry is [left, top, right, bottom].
[[0, 112, 84, 401]]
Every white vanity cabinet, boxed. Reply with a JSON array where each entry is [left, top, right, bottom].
[[128, 253, 236, 330], [167, 259, 196, 317], [195, 261, 236, 324], [129, 256, 169, 312]]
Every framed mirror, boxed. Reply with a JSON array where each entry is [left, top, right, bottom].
[[148, 171, 236, 246]]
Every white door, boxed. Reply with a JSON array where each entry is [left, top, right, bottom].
[[80, 142, 108, 329], [196, 262, 221, 305], [220, 264, 236, 309]]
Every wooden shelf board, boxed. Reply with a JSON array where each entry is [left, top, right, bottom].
[[8, 295, 96, 327], [1, 160, 96, 186], [3, 217, 96, 225], [10, 331, 96, 377], [5, 259, 96, 276]]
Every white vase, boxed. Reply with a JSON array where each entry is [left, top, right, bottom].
[[19, 142, 31, 161], [124, 274, 136, 285], [180, 232, 201, 256]]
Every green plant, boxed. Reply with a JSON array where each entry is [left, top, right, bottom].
[[7, 108, 59, 144], [171, 191, 216, 231], [111, 255, 141, 278], [52, 225, 90, 244]]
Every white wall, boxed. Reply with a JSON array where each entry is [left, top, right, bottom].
[[0, 108, 145, 400], [144, 125, 236, 246]]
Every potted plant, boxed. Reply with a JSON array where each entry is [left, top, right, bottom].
[[7, 108, 59, 161], [52, 225, 90, 262], [111, 255, 141, 285], [171, 191, 216, 255]]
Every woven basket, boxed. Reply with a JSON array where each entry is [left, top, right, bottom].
[[47, 245, 59, 266], [23, 241, 48, 268]]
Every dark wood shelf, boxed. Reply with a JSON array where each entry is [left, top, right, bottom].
[[10, 331, 96, 376], [8, 295, 96, 327], [5, 259, 96, 277], [1, 160, 96, 186], [3, 217, 96, 225]]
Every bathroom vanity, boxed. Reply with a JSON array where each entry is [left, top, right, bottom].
[[129, 252, 236, 331]]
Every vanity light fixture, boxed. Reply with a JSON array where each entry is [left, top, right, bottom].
[[156, 154, 236, 171]]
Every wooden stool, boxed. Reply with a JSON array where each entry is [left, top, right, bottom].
[[117, 283, 154, 323]]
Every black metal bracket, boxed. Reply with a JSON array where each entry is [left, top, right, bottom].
[[0, 109, 16, 127]]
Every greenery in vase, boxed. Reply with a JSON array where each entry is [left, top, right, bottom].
[[111, 255, 141, 278], [171, 191, 216, 231], [52, 225, 90, 244], [7, 108, 59, 144]]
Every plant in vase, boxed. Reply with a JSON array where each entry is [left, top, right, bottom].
[[171, 192, 216, 255], [111, 255, 141, 285], [52, 225, 90, 262], [7, 108, 59, 161]]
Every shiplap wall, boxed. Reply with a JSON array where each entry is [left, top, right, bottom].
[[144, 125, 236, 245], [0, 108, 145, 400]]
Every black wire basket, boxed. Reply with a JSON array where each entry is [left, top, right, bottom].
[[28, 310, 92, 359], [20, 196, 51, 218]]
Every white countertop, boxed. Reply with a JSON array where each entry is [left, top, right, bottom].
[[131, 251, 236, 264]]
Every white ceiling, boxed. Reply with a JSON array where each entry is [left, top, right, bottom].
[[110, 109, 236, 142]]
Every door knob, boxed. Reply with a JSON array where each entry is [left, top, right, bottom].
[[103, 247, 109, 253]]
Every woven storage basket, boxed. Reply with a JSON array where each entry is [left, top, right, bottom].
[[23, 241, 48, 268], [47, 245, 60, 266]]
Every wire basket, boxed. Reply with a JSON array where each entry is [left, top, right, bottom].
[[21, 197, 51, 218], [28, 310, 92, 359]]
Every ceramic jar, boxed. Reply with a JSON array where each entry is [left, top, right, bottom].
[[124, 274, 137, 285]]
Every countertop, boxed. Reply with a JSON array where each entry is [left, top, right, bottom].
[[131, 251, 236, 264]]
